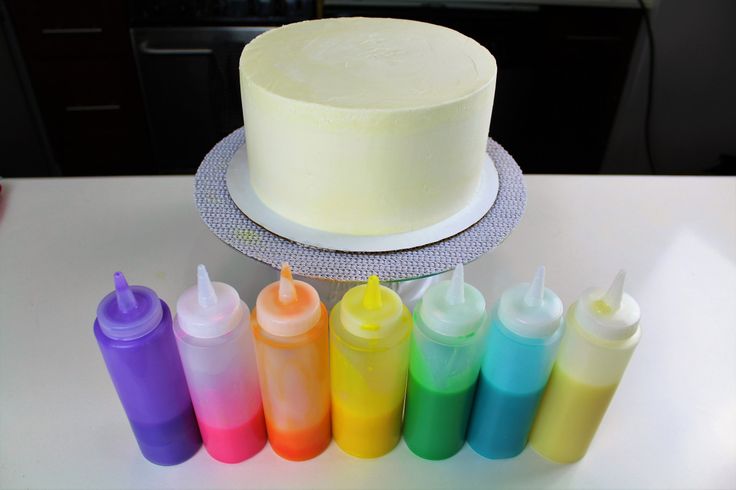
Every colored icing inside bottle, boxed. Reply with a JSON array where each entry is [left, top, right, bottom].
[[467, 266, 564, 459], [330, 275, 412, 458], [530, 270, 641, 463], [195, 407, 267, 463], [251, 263, 331, 461], [529, 366, 617, 463], [173, 265, 267, 463], [403, 264, 488, 460], [94, 272, 201, 465]]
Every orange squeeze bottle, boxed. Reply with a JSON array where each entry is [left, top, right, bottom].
[[251, 263, 331, 460]]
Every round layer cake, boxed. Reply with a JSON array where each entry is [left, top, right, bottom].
[[239, 17, 496, 236]]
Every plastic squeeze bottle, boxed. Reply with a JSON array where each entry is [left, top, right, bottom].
[[403, 264, 489, 460], [330, 275, 412, 458], [251, 263, 331, 461], [529, 270, 641, 463], [173, 265, 267, 463], [467, 266, 564, 459], [94, 272, 201, 465]]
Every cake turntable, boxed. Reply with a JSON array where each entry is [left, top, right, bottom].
[[194, 128, 526, 285]]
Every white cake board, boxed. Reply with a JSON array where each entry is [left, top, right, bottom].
[[194, 128, 526, 283], [225, 143, 499, 252]]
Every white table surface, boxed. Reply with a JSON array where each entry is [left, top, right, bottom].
[[0, 175, 734, 490]]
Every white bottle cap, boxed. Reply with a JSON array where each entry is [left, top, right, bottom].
[[256, 263, 321, 337], [574, 270, 641, 341], [417, 263, 486, 338], [176, 264, 246, 339], [497, 266, 564, 338]]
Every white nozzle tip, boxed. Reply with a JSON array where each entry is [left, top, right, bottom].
[[197, 264, 218, 308], [278, 263, 298, 304], [446, 263, 465, 306], [603, 269, 626, 311], [524, 266, 546, 308]]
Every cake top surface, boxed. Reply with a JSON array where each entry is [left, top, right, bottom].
[[240, 17, 496, 110]]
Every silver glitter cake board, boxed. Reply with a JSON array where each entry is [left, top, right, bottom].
[[194, 128, 526, 282]]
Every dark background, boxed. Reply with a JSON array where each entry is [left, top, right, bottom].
[[1, 0, 734, 178]]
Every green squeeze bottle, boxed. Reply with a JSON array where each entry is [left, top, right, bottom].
[[403, 264, 489, 460]]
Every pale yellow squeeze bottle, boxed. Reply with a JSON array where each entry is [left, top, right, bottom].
[[329, 275, 413, 458], [529, 271, 641, 463]]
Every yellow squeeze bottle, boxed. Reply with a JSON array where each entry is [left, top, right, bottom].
[[330, 275, 412, 458], [530, 271, 641, 463]]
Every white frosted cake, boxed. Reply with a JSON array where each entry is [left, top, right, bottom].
[[239, 17, 496, 236]]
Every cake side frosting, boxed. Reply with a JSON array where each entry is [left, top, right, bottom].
[[240, 18, 497, 236]]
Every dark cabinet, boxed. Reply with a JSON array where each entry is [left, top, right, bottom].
[[5, 0, 152, 175], [6, 0, 641, 175]]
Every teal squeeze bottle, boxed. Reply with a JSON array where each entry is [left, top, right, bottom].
[[467, 266, 564, 458], [403, 264, 489, 460]]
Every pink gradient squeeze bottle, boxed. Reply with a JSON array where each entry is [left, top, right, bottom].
[[173, 265, 267, 463]]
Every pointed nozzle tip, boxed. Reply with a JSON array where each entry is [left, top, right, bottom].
[[446, 263, 465, 306], [524, 266, 546, 308], [363, 275, 383, 310], [197, 264, 218, 308], [602, 269, 627, 311], [113, 271, 138, 313], [278, 262, 297, 304], [113, 271, 128, 291]]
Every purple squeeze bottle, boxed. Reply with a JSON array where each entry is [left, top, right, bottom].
[[94, 272, 202, 465]]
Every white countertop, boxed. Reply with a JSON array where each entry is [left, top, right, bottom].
[[0, 175, 734, 489]]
